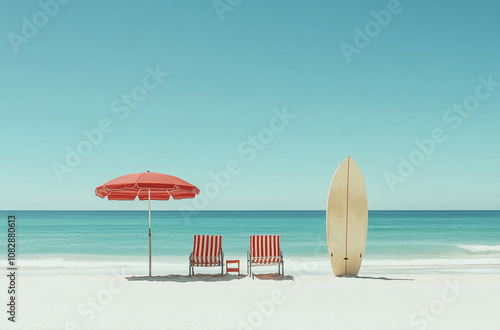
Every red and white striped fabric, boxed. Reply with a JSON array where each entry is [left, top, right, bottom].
[[250, 235, 281, 264], [191, 235, 222, 267]]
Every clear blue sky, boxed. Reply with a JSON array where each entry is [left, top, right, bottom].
[[1, 0, 499, 210]]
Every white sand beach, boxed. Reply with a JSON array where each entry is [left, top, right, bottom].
[[2, 272, 500, 330]]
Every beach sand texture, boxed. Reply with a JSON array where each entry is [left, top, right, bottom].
[[2, 273, 500, 330]]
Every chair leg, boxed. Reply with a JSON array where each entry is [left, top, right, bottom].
[[189, 254, 193, 277], [281, 251, 284, 276]]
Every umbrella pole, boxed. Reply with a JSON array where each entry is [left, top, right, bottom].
[[149, 189, 151, 277]]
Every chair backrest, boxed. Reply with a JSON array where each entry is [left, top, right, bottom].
[[250, 235, 280, 259], [192, 235, 222, 265]]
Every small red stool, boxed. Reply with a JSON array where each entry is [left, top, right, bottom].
[[226, 260, 240, 275]]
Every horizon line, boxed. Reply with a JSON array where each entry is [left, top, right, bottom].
[[1, 209, 499, 212]]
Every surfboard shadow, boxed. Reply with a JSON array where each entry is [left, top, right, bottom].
[[354, 275, 414, 281]]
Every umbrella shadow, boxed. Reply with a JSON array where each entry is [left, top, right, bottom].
[[126, 274, 248, 283]]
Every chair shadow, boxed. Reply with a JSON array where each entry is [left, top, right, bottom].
[[126, 274, 248, 283], [251, 273, 294, 281], [127, 273, 295, 282]]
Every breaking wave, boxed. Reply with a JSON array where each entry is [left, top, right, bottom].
[[456, 245, 500, 254]]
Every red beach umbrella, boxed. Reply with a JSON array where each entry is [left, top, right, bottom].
[[95, 171, 199, 276]]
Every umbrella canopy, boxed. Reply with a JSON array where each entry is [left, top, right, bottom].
[[95, 171, 199, 200], [95, 171, 199, 276]]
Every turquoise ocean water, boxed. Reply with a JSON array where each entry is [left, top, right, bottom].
[[2, 211, 499, 275]]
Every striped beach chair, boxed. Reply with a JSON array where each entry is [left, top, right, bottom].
[[189, 235, 224, 276], [247, 235, 284, 276]]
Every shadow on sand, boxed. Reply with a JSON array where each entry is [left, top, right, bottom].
[[251, 273, 294, 281], [127, 273, 294, 282], [126, 274, 246, 283], [352, 275, 414, 281]]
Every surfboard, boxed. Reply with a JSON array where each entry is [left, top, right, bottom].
[[326, 157, 368, 276]]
